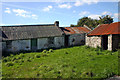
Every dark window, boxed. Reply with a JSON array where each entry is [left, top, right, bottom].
[[48, 37, 54, 44], [6, 41, 12, 49]]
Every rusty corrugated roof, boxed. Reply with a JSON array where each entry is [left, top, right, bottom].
[[60, 27, 90, 35], [88, 22, 120, 36]]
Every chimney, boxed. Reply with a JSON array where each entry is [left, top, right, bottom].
[[54, 21, 59, 27]]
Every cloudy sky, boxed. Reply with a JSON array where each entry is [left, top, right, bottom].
[[1, 1, 119, 27]]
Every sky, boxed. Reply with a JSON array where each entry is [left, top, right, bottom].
[[1, 1, 119, 27]]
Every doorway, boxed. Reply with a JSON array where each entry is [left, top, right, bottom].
[[65, 35, 69, 47], [102, 35, 108, 50], [31, 39, 37, 51]]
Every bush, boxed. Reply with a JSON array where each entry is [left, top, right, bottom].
[[49, 49, 53, 53], [5, 62, 14, 67], [42, 50, 48, 53], [35, 54, 41, 58], [3, 57, 11, 62], [10, 54, 14, 57], [3, 58, 8, 62], [41, 53, 49, 57], [65, 52, 69, 54]]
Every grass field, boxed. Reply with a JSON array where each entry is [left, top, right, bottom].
[[2, 46, 119, 79]]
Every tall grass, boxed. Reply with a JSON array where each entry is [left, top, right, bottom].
[[2, 46, 118, 78]]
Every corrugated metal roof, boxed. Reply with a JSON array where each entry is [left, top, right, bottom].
[[60, 27, 90, 35], [88, 22, 120, 36], [2, 24, 64, 41]]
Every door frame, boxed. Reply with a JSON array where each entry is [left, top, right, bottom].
[[31, 38, 37, 51]]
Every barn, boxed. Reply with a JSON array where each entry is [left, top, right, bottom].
[[86, 22, 120, 51], [2, 21, 65, 52], [60, 26, 91, 47]]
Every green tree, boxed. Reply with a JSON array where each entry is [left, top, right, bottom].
[[98, 15, 113, 24], [70, 15, 113, 29], [77, 17, 99, 29]]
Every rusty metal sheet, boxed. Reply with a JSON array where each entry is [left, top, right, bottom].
[[88, 22, 120, 36]]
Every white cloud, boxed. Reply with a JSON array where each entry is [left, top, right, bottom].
[[12, 9, 30, 17], [79, 11, 90, 16], [82, 0, 99, 5], [88, 14, 101, 20], [12, 9, 38, 19], [43, 5, 53, 12], [74, 0, 99, 6], [102, 11, 112, 16], [4, 7, 11, 13], [74, 0, 83, 6], [58, 3, 72, 9], [113, 13, 120, 18]]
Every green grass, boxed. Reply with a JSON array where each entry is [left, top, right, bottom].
[[2, 46, 119, 79]]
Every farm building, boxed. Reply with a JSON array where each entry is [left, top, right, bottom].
[[86, 22, 120, 51], [60, 26, 91, 47], [2, 21, 65, 52]]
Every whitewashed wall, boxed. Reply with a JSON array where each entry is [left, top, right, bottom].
[[54, 36, 64, 48], [108, 35, 112, 51], [69, 34, 85, 46], [11, 40, 31, 52], [2, 42, 6, 50], [3, 36, 65, 52], [86, 35, 101, 48], [2, 40, 31, 52], [38, 36, 64, 49], [37, 38, 48, 49]]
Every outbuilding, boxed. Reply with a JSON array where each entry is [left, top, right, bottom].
[[60, 26, 91, 47], [86, 22, 120, 51], [2, 21, 64, 52]]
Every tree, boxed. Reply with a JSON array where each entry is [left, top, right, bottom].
[[70, 24, 75, 27], [98, 15, 113, 24], [74, 17, 99, 29], [70, 15, 113, 29]]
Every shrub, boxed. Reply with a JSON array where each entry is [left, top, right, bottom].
[[19, 54, 24, 58], [3, 58, 7, 62], [27, 59, 31, 62], [49, 49, 53, 53], [10, 54, 14, 57], [3, 57, 11, 62], [14, 60, 19, 63], [41, 53, 48, 57], [35, 54, 41, 58], [11, 57, 17, 61], [42, 50, 47, 53], [5, 62, 14, 67], [65, 52, 69, 54]]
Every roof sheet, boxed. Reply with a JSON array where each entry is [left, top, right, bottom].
[[88, 22, 120, 36], [2, 24, 64, 41], [60, 27, 90, 35]]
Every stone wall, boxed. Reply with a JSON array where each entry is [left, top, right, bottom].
[[69, 34, 85, 46], [108, 35, 112, 51], [86, 35, 102, 48]]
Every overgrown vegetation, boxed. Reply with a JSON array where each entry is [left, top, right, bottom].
[[2, 46, 118, 79]]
